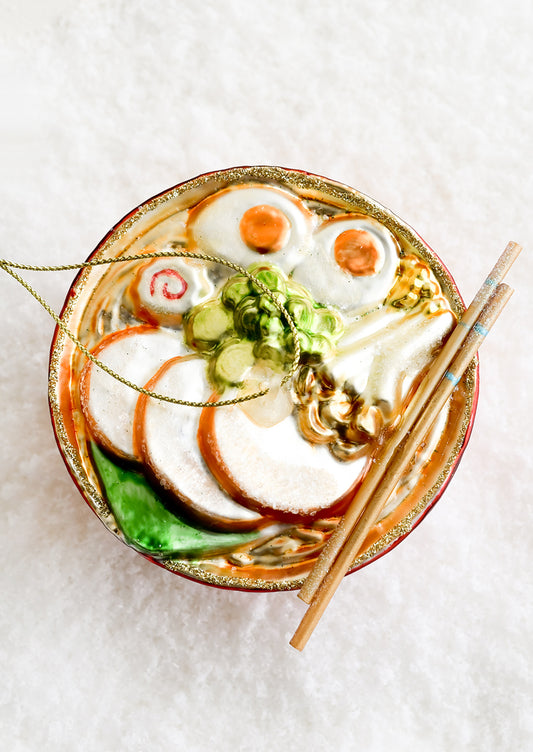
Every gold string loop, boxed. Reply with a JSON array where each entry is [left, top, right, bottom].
[[0, 251, 302, 408]]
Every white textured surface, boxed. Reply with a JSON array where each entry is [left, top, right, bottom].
[[0, 1, 532, 750]]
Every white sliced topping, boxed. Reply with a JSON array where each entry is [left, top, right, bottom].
[[338, 306, 406, 350], [207, 403, 369, 517], [187, 184, 315, 273], [292, 215, 400, 312], [362, 310, 454, 418], [327, 308, 454, 419], [139, 356, 263, 529], [328, 307, 407, 395], [80, 327, 186, 461]]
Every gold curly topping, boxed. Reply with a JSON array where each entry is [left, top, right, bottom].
[[386, 254, 449, 312], [291, 361, 380, 462]]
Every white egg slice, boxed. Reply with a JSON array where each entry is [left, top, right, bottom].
[[187, 184, 315, 273], [292, 215, 400, 313], [198, 395, 370, 521], [80, 327, 187, 462], [126, 257, 214, 327], [135, 355, 265, 532]]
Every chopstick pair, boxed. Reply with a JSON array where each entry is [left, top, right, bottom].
[[290, 241, 521, 651]]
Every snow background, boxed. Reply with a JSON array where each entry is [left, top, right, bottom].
[[0, 1, 532, 750]]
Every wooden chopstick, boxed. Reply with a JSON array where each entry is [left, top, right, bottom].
[[298, 241, 521, 606], [290, 282, 514, 650]]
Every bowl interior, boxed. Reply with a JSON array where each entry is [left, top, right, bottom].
[[49, 166, 477, 591]]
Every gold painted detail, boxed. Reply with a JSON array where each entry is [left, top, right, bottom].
[[386, 254, 450, 313], [292, 361, 381, 462]]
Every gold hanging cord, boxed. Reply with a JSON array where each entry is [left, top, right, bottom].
[[0, 250, 302, 408]]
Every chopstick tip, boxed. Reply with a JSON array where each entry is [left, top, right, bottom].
[[505, 240, 523, 260], [297, 588, 312, 604], [289, 636, 305, 652]]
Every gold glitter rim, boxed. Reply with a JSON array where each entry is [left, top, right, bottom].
[[48, 165, 476, 592]]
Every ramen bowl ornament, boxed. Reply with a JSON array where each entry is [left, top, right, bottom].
[[44, 166, 482, 591]]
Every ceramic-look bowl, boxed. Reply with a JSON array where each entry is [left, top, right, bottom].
[[49, 166, 478, 591]]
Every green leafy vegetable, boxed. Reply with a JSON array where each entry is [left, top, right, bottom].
[[91, 443, 257, 558]]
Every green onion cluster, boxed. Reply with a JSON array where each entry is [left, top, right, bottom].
[[184, 263, 344, 389]]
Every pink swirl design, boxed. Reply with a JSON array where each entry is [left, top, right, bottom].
[[149, 269, 188, 300]]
